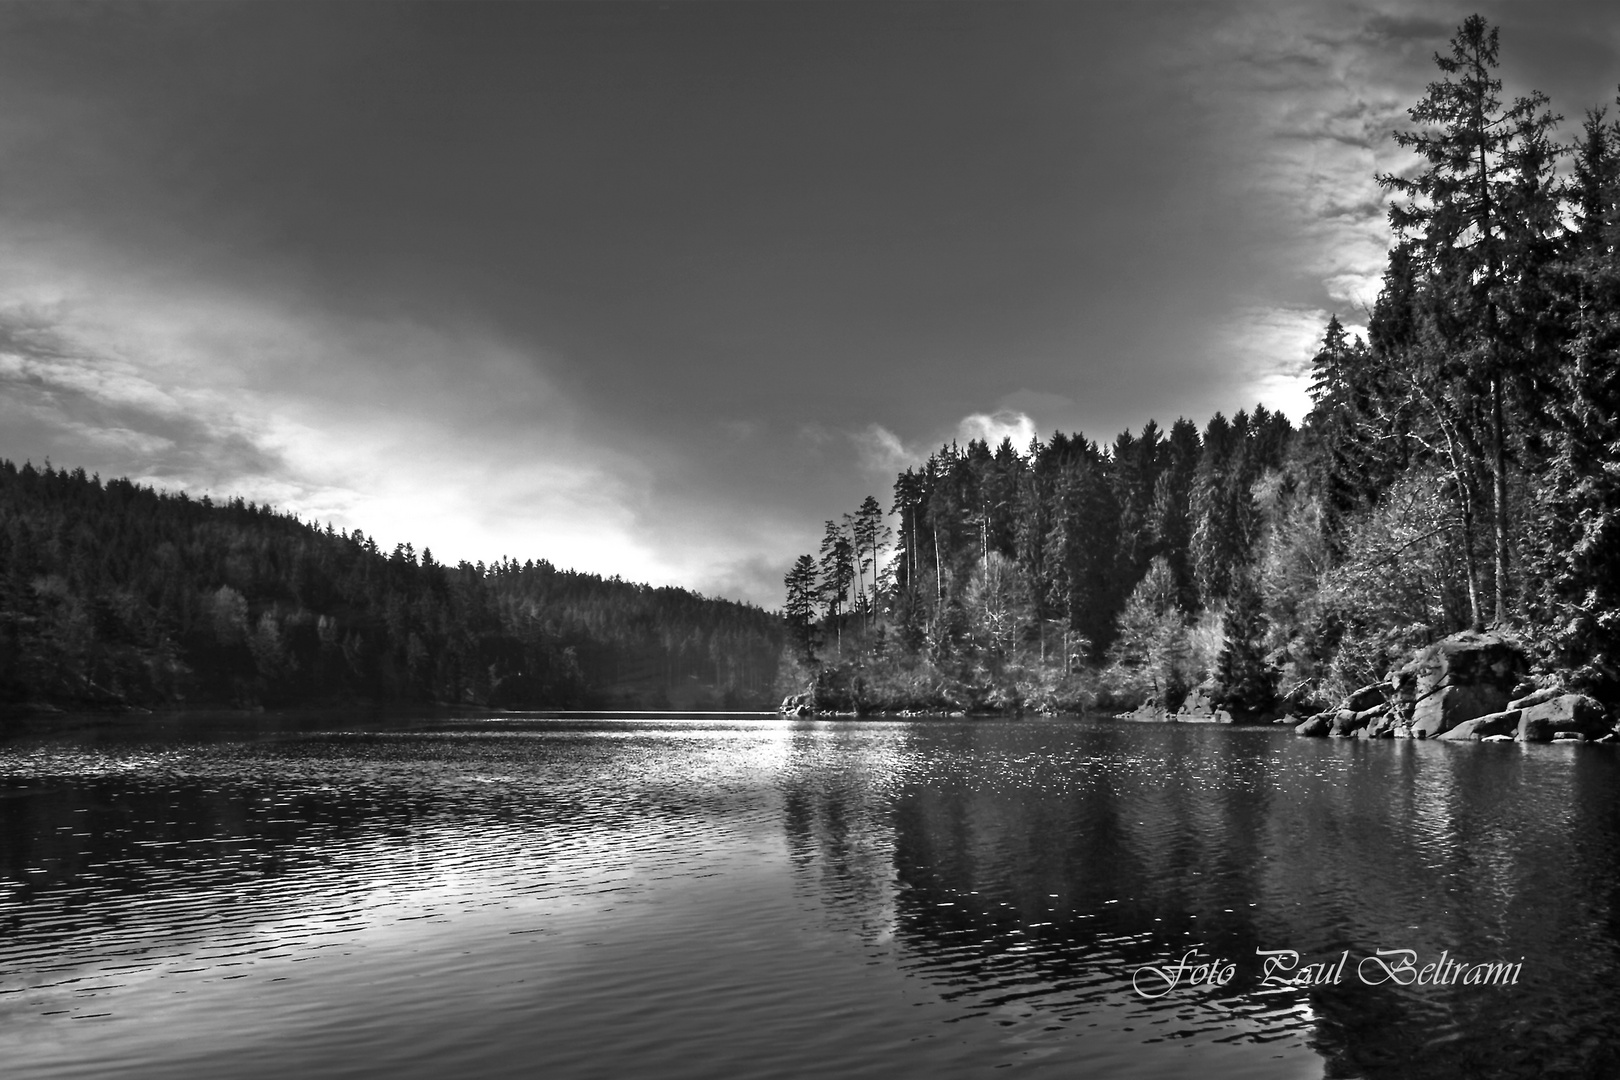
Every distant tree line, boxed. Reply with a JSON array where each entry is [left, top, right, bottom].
[[0, 460, 782, 711], [785, 16, 1620, 714]]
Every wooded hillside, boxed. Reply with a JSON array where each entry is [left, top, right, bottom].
[[0, 460, 782, 711]]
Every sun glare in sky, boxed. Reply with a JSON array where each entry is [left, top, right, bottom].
[[1, 2, 1616, 606]]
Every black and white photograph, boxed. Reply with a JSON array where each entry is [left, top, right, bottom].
[[4, 2, 1620, 1077]]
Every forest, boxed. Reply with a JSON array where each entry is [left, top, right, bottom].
[[7, 17, 1618, 722], [0, 459, 783, 712], [783, 17, 1620, 718]]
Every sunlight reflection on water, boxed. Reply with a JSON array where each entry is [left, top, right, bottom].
[[2, 715, 1617, 1079]]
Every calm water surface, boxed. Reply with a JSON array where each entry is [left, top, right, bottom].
[[2, 714, 1618, 1079]]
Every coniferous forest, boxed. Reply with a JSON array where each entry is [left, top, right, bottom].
[[8, 17, 1620, 723], [783, 18, 1620, 718], [0, 460, 783, 713]]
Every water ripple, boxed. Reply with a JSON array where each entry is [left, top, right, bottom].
[[1, 717, 1616, 1079]]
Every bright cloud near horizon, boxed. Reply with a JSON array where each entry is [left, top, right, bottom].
[[1, 2, 1617, 608]]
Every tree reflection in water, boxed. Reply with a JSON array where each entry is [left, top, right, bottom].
[[776, 720, 1620, 1080]]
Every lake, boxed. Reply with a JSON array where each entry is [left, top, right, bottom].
[[2, 713, 1617, 1079]]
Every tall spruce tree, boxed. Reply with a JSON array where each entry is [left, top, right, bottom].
[[1377, 14, 1562, 624], [1151, 418, 1201, 610], [818, 519, 855, 656], [1214, 572, 1278, 714], [852, 494, 890, 630], [1525, 99, 1620, 687], [783, 555, 820, 663]]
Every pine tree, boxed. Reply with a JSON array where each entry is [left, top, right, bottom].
[[1377, 14, 1562, 624], [1043, 440, 1119, 657], [1214, 573, 1277, 714], [783, 554, 820, 663], [1150, 418, 1200, 610], [1524, 101, 1620, 687], [851, 494, 891, 630], [1190, 413, 1241, 606], [818, 519, 855, 656]]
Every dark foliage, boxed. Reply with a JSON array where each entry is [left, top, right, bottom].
[[1214, 574, 1277, 714], [0, 461, 781, 711], [783, 18, 1620, 711]]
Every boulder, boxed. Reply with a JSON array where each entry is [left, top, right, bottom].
[[1412, 684, 1516, 738], [1397, 631, 1529, 739], [1516, 694, 1610, 743], [1508, 686, 1561, 711], [1344, 682, 1388, 713], [1437, 709, 1522, 741], [1176, 687, 1217, 719], [1358, 705, 1396, 739], [1295, 713, 1332, 737], [1331, 708, 1368, 737]]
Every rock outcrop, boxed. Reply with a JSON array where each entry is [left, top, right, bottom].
[[1507, 686, 1561, 711], [1515, 693, 1610, 742], [1436, 709, 1522, 741], [778, 693, 814, 717], [1344, 682, 1389, 714], [1173, 687, 1234, 723], [1119, 701, 1167, 722], [1292, 629, 1618, 746], [1394, 631, 1528, 739], [1293, 681, 1391, 738], [1295, 713, 1332, 737]]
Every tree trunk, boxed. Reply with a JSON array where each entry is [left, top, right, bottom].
[[933, 524, 943, 640], [908, 504, 916, 600], [1491, 370, 1509, 626], [1459, 479, 1484, 630]]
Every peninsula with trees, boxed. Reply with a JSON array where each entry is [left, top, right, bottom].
[[780, 17, 1620, 737]]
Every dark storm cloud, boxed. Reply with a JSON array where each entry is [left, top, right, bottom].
[[1, 2, 1618, 605], [1360, 13, 1456, 45]]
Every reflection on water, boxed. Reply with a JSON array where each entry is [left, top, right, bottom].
[[1, 716, 1617, 1079]]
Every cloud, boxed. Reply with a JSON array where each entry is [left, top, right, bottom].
[[851, 409, 1040, 478], [1321, 271, 1382, 312], [957, 410, 1037, 453], [0, 314, 296, 494], [994, 388, 1076, 432], [796, 422, 835, 447], [1215, 304, 1368, 424], [1166, 6, 1445, 323], [1360, 12, 1454, 46], [852, 423, 915, 475], [0, 242, 691, 586], [687, 552, 790, 612]]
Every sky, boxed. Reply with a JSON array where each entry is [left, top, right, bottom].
[[1, 2, 1618, 608]]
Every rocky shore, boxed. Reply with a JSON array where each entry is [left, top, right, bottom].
[[775, 692, 972, 718], [1291, 630, 1619, 744], [773, 630, 1620, 741]]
